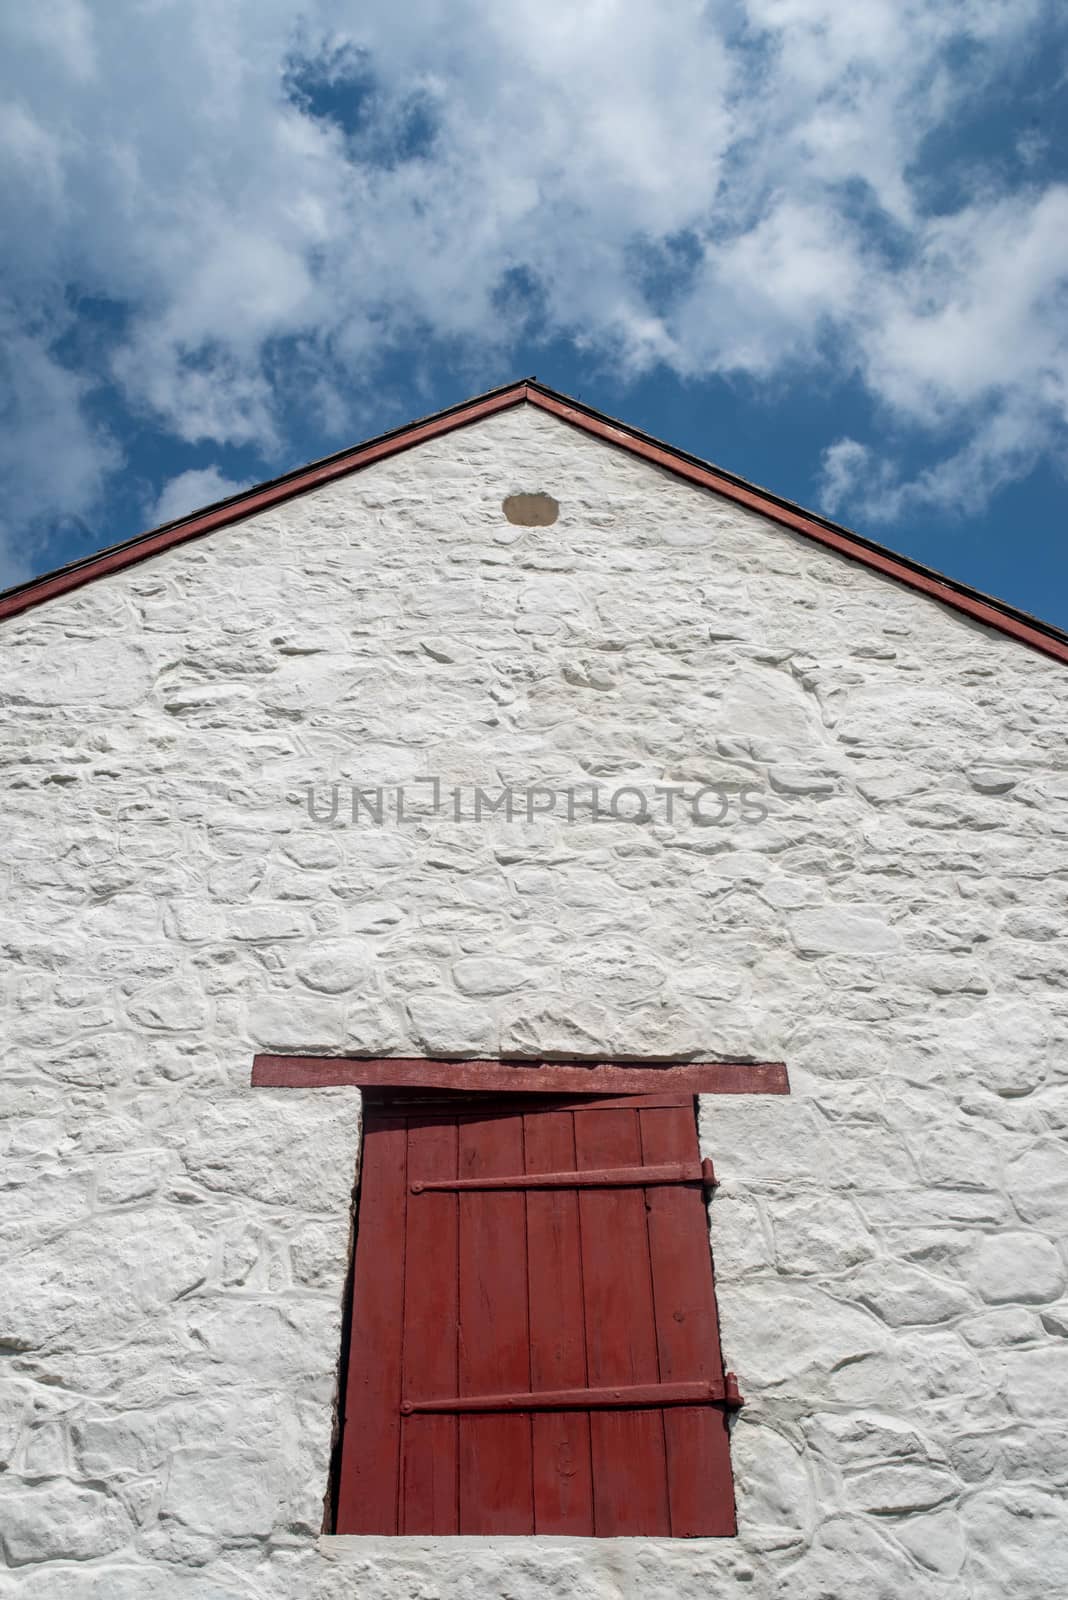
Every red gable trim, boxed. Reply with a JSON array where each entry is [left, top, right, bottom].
[[530, 388, 1068, 668], [0, 382, 529, 624], [2, 378, 1067, 667]]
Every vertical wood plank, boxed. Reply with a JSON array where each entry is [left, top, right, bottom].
[[574, 1105, 671, 1536], [641, 1102, 736, 1535], [458, 1112, 534, 1533], [335, 1114, 407, 1534], [400, 1117, 459, 1533], [525, 1109, 594, 1534]]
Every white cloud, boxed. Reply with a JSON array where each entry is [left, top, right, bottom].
[[4, 0, 97, 84], [820, 400, 1056, 526], [0, 310, 119, 586], [819, 439, 878, 521], [0, 0, 1065, 564], [151, 467, 254, 527]]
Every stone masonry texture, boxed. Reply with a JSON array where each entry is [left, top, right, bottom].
[[1, 402, 1067, 1597]]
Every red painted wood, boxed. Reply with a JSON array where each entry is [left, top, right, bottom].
[[640, 1104, 736, 1536], [399, 1117, 459, 1533], [411, 1160, 703, 1193], [543, 1092, 694, 1112], [524, 1109, 593, 1534], [576, 1106, 671, 1537], [252, 1054, 790, 1096], [334, 1114, 407, 1534], [381, 1091, 698, 1116], [457, 1112, 534, 1533], [403, 1379, 734, 1412], [337, 1092, 738, 1536]]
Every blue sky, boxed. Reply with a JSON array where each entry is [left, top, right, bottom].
[[2, 2, 1067, 627]]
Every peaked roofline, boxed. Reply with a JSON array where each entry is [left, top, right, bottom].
[[2, 378, 1066, 666]]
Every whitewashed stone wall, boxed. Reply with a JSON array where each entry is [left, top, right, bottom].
[[2, 402, 1067, 1599]]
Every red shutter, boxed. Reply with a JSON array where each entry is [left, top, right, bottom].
[[335, 1093, 739, 1536]]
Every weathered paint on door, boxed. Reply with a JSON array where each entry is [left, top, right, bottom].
[[335, 1094, 738, 1536]]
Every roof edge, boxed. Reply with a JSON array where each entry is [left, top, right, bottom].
[[0, 378, 531, 624], [1, 376, 1066, 667], [524, 383, 1068, 666]]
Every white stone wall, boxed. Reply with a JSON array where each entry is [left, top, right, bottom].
[[2, 402, 1067, 1598]]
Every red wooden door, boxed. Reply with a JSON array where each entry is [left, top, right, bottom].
[[335, 1093, 738, 1536]]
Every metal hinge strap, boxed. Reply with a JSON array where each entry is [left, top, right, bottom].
[[400, 1375, 744, 1414], [410, 1159, 717, 1194]]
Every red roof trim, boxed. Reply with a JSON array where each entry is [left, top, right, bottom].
[[528, 388, 1068, 667], [0, 382, 529, 624], [2, 377, 1066, 666]]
